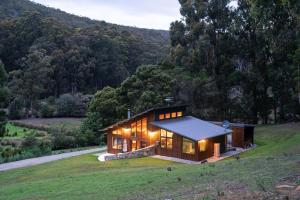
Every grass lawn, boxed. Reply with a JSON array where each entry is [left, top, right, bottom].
[[0, 123, 299, 200]]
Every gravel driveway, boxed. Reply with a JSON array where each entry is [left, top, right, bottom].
[[0, 147, 106, 172]]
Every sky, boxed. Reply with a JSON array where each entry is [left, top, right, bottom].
[[30, 0, 182, 30]]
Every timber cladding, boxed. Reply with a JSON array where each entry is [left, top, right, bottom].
[[156, 133, 226, 161]]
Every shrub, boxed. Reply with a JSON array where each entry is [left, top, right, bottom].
[[56, 94, 79, 117], [39, 101, 56, 118]]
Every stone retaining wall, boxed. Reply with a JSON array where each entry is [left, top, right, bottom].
[[104, 145, 156, 161]]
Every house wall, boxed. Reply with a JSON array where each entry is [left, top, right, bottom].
[[231, 127, 245, 148], [156, 133, 226, 161], [231, 126, 254, 148]]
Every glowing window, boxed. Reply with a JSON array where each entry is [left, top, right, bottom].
[[198, 140, 207, 152], [177, 112, 183, 117], [182, 138, 195, 154], [131, 122, 136, 137], [165, 113, 171, 119], [160, 129, 173, 150], [112, 138, 122, 149], [171, 112, 177, 118], [159, 114, 165, 120]]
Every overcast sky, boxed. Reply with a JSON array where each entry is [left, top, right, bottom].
[[30, 0, 182, 30]]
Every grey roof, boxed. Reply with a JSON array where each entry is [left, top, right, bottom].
[[151, 116, 232, 141]]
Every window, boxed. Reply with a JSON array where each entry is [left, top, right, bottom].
[[112, 129, 122, 135], [165, 113, 171, 119], [137, 120, 142, 137], [141, 118, 147, 139], [177, 111, 183, 117], [132, 140, 137, 151], [198, 140, 207, 152], [159, 114, 165, 120], [160, 129, 173, 150], [171, 112, 177, 118], [182, 138, 195, 154], [112, 138, 122, 149], [131, 122, 136, 137]]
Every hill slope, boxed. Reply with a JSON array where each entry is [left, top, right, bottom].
[[0, 0, 169, 95], [0, 123, 299, 199]]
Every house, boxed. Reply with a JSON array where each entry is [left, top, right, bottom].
[[103, 105, 254, 161]]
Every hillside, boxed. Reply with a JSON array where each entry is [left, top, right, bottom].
[[0, 123, 299, 199], [0, 0, 169, 95]]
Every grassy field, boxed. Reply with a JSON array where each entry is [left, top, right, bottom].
[[11, 118, 84, 131], [0, 123, 299, 200]]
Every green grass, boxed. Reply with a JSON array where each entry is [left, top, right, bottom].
[[0, 123, 299, 200], [4, 123, 34, 137]]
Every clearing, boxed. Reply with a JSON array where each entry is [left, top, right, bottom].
[[0, 123, 299, 200], [11, 117, 84, 131]]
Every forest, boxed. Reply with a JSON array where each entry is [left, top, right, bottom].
[[0, 0, 300, 147]]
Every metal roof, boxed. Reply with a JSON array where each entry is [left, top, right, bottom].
[[151, 116, 232, 141]]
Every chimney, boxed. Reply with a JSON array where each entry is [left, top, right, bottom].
[[127, 109, 131, 119]]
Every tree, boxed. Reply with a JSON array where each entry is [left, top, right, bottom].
[[0, 61, 8, 136]]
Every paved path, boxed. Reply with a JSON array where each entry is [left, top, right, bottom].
[[0, 147, 106, 172]]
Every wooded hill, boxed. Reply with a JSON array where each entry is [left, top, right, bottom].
[[0, 0, 169, 96]]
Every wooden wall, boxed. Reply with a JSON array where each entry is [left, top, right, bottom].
[[156, 133, 226, 161]]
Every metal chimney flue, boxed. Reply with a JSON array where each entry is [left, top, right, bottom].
[[127, 109, 131, 119]]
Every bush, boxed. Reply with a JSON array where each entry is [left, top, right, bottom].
[[39, 101, 56, 118], [56, 94, 85, 117], [50, 127, 77, 150]]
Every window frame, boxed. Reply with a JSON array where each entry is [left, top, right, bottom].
[[112, 137, 123, 150], [160, 129, 173, 150], [182, 137, 195, 154]]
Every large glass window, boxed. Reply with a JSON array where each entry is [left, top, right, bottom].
[[141, 118, 147, 139], [182, 138, 195, 154], [160, 129, 173, 150], [198, 140, 207, 152], [137, 120, 142, 137], [112, 137, 123, 149], [132, 140, 137, 151], [131, 122, 136, 137], [171, 112, 177, 118]]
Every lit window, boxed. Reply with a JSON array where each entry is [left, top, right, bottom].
[[132, 140, 137, 151], [165, 113, 171, 119], [131, 122, 136, 137], [161, 129, 167, 137], [177, 112, 183, 117], [112, 138, 122, 149], [171, 112, 177, 118], [142, 118, 147, 139], [159, 114, 165, 120], [137, 120, 142, 137], [160, 129, 173, 150], [198, 140, 207, 152], [182, 138, 195, 154]]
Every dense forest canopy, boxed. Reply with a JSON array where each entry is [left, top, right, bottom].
[[86, 0, 300, 137], [0, 0, 169, 119]]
